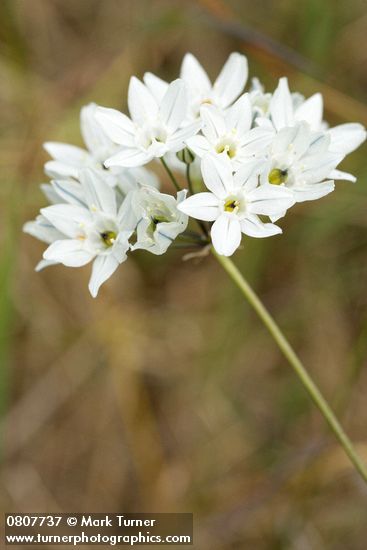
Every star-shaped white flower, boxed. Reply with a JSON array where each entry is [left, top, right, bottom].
[[186, 95, 273, 167], [44, 103, 159, 192], [261, 122, 343, 209], [95, 78, 201, 168], [44, 103, 118, 182], [41, 168, 135, 297], [178, 154, 295, 256], [263, 77, 366, 182], [144, 52, 248, 120], [131, 187, 188, 255]]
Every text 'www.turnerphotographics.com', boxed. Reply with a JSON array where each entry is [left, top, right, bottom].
[[5, 513, 193, 546]]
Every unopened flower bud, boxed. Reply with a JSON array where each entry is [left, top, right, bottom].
[[176, 147, 195, 164]]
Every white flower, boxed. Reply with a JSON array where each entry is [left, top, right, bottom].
[[44, 103, 117, 182], [266, 78, 366, 181], [131, 187, 188, 255], [44, 103, 158, 192], [186, 95, 273, 167], [41, 169, 135, 297], [144, 52, 248, 120], [262, 122, 343, 208], [178, 155, 294, 256], [95, 78, 201, 168]]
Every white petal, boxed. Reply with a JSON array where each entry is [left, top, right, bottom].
[[294, 93, 323, 131], [200, 105, 226, 142], [88, 254, 120, 298], [327, 123, 366, 155], [51, 179, 86, 207], [143, 72, 169, 102], [201, 154, 234, 197], [300, 152, 343, 184], [177, 192, 219, 221], [44, 142, 88, 166], [180, 53, 211, 95], [41, 204, 92, 238], [211, 214, 242, 256], [293, 180, 335, 202], [238, 127, 273, 156], [148, 140, 168, 158], [255, 117, 274, 130], [270, 77, 294, 130], [23, 215, 65, 244], [41, 183, 65, 204], [44, 239, 93, 267], [156, 218, 188, 245], [241, 214, 282, 238], [105, 147, 152, 168], [329, 169, 356, 183], [79, 168, 116, 215], [213, 53, 248, 108], [176, 189, 188, 204], [95, 106, 135, 146], [272, 123, 311, 161], [269, 211, 287, 223], [44, 160, 81, 180], [166, 120, 202, 151], [233, 159, 268, 191], [128, 76, 158, 125], [185, 135, 211, 158], [117, 190, 139, 229], [112, 233, 132, 262], [159, 79, 187, 132], [226, 93, 252, 135], [306, 133, 330, 156], [35, 259, 58, 272], [247, 184, 295, 215], [81, 103, 113, 160]]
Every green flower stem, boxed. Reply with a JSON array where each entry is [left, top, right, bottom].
[[161, 157, 181, 191], [213, 249, 367, 484], [186, 164, 195, 196], [186, 163, 210, 238]]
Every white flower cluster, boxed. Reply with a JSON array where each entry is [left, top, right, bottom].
[[24, 53, 366, 297]]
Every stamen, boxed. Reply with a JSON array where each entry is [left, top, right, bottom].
[[216, 141, 237, 159]]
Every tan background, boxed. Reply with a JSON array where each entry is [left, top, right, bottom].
[[1, 1, 367, 548]]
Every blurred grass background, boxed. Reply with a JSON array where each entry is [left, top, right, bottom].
[[1, 0, 367, 548]]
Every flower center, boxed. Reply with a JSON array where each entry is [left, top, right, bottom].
[[268, 168, 288, 185], [147, 210, 172, 237], [100, 230, 117, 247], [138, 124, 168, 149], [224, 198, 240, 214], [151, 215, 170, 226], [216, 138, 237, 159]]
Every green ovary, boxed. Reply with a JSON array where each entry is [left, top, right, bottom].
[[224, 198, 240, 213], [268, 168, 288, 185], [100, 230, 117, 247], [147, 214, 171, 237]]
